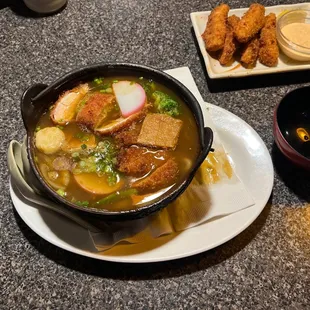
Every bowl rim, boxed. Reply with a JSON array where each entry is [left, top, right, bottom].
[[22, 62, 213, 219], [274, 86, 310, 164], [277, 9, 310, 52]]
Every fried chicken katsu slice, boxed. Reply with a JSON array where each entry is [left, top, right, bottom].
[[219, 15, 240, 65], [240, 36, 260, 67], [117, 147, 155, 177], [133, 158, 179, 193], [259, 13, 279, 67], [113, 122, 142, 147], [117, 147, 169, 177], [76, 93, 116, 131], [202, 4, 230, 52], [234, 3, 265, 43]]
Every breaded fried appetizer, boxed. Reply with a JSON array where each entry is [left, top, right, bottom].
[[259, 13, 279, 67], [240, 36, 260, 67], [219, 15, 240, 65], [202, 4, 230, 52], [228, 14, 240, 30], [235, 3, 265, 43]]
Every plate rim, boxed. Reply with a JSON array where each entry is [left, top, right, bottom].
[[190, 2, 310, 79], [10, 103, 274, 263]]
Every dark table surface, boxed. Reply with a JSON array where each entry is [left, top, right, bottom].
[[1, 0, 310, 309]]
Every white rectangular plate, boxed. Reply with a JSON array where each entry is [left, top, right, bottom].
[[190, 3, 310, 79]]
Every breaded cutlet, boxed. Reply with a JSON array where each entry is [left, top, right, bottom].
[[113, 122, 142, 147], [76, 93, 116, 131], [133, 158, 179, 193], [117, 147, 155, 177]]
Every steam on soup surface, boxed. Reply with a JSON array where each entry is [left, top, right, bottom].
[[33, 76, 199, 211]]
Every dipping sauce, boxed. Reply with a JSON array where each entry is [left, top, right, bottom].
[[281, 23, 310, 48]]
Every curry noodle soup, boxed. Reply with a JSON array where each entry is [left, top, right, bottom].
[[33, 76, 200, 211]]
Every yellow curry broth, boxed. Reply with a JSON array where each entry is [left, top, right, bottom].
[[33, 77, 200, 211]]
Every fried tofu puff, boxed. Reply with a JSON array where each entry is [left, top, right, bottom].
[[219, 15, 240, 65], [240, 36, 260, 67], [202, 4, 230, 52], [234, 3, 265, 43], [259, 13, 279, 67]]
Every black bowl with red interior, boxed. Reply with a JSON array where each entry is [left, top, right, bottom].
[[21, 63, 213, 221], [273, 86, 310, 170]]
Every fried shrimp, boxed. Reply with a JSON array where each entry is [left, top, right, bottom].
[[219, 15, 240, 65], [202, 4, 230, 52], [240, 36, 260, 67], [235, 3, 265, 43], [259, 13, 279, 67]]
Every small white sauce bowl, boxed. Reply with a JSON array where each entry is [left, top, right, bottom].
[[277, 9, 310, 62]]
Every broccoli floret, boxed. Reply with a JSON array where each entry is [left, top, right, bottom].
[[152, 91, 180, 117], [139, 80, 156, 97]]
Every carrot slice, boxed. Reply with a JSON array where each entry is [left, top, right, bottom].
[[74, 173, 123, 195]]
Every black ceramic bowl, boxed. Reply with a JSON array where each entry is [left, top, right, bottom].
[[273, 86, 310, 170], [21, 63, 213, 221]]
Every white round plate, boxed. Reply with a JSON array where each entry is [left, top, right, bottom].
[[10, 104, 274, 263]]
